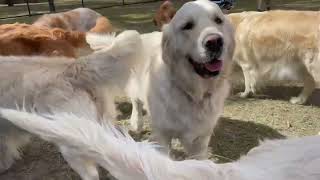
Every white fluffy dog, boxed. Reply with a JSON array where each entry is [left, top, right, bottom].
[[1, 108, 319, 180], [128, 0, 235, 159], [0, 30, 143, 180]]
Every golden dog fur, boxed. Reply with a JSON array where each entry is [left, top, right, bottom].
[[0, 23, 91, 58], [153, 1, 176, 30], [230, 10, 320, 104]]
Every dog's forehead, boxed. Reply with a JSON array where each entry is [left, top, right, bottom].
[[171, 0, 222, 25], [193, 0, 222, 13]]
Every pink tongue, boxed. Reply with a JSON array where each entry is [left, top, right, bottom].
[[204, 61, 222, 72]]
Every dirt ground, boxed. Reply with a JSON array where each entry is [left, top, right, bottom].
[[1, 0, 320, 179]]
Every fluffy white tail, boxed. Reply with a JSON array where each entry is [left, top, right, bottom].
[[1, 108, 320, 180], [68, 30, 143, 89], [0, 109, 218, 180], [86, 32, 116, 51]]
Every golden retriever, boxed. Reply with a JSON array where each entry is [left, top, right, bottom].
[[0, 30, 143, 180], [153, 1, 176, 30], [33, 8, 115, 33], [0, 23, 92, 58], [231, 10, 320, 104], [1, 107, 320, 180]]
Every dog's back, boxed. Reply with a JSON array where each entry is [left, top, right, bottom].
[[33, 8, 114, 33], [0, 23, 91, 57], [227, 11, 262, 29]]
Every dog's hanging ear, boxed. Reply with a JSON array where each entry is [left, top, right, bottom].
[[161, 24, 175, 65]]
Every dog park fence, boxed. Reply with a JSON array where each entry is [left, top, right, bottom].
[[0, 0, 161, 19]]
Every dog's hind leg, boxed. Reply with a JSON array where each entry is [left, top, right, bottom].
[[0, 122, 31, 173], [61, 146, 99, 180], [290, 71, 315, 104], [129, 98, 144, 132]]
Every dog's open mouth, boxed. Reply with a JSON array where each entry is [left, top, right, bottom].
[[188, 57, 222, 78]]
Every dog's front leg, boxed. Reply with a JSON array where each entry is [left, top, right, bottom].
[[290, 71, 315, 104], [181, 134, 211, 160], [149, 130, 172, 156], [129, 98, 144, 132], [61, 146, 99, 180]]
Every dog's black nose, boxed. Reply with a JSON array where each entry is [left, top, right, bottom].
[[205, 35, 224, 53]]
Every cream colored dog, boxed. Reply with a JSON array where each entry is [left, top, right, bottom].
[[1, 108, 320, 180], [128, 0, 235, 159], [229, 10, 320, 104], [0, 30, 142, 180]]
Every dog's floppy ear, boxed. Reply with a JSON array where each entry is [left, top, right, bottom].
[[161, 24, 175, 65]]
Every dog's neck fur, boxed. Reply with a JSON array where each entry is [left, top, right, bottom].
[[162, 48, 216, 104], [169, 74, 213, 104]]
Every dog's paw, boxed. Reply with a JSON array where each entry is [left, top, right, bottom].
[[0, 156, 15, 174], [238, 91, 250, 98], [289, 96, 307, 105]]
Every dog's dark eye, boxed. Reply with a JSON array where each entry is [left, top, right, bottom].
[[214, 17, 223, 24], [181, 21, 194, 30]]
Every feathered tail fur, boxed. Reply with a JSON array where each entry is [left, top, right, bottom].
[[1, 108, 320, 180], [0, 108, 220, 180]]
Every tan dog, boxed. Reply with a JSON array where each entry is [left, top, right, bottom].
[[153, 1, 176, 30], [33, 8, 114, 33], [231, 10, 320, 104], [0, 23, 92, 58]]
